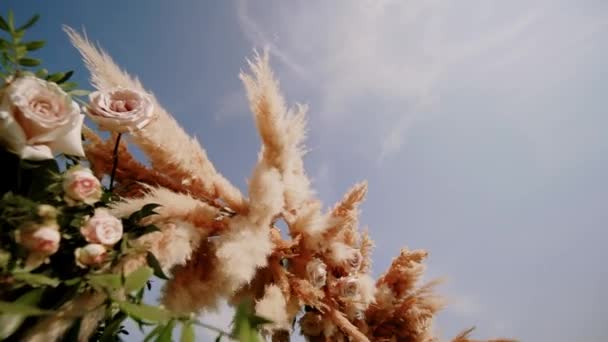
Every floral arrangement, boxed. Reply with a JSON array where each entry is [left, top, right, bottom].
[[0, 11, 513, 342]]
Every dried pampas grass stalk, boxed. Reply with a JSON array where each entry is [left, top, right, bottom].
[[240, 50, 312, 212], [66, 27, 247, 212]]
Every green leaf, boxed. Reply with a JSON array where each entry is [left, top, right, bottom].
[[60, 81, 77, 91], [117, 302, 172, 323], [12, 272, 60, 287], [69, 89, 90, 97], [18, 14, 40, 31], [146, 252, 169, 280], [128, 203, 162, 223], [35, 68, 48, 78], [87, 273, 122, 291], [99, 312, 127, 342], [0, 301, 51, 316], [55, 70, 74, 84], [180, 322, 195, 342], [18, 57, 41, 67], [7, 10, 14, 32], [15, 45, 27, 59], [47, 71, 67, 82], [0, 289, 43, 339], [25, 40, 45, 51], [0, 16, 9, 32], [158, 320, 176, 342], [0, 38, 10, 50], [124, 266, 153, 293], [143, 325, 163, 342]]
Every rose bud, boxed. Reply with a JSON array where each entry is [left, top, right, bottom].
[[75, 243, 107, 267], [63, 167, 102, 205], [16, 224, 61, 255]]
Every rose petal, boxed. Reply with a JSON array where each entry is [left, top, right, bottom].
[[20, 144, 54, 160], [48, 114, 85, 157]]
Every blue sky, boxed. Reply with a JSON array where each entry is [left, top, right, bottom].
[[4, 0, 607, 341]]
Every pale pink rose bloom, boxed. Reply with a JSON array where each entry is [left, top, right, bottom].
[[63, 167, 102, 205], [17, 225, 61, 255], [81, 208, 123, 246], [86, 87, 155, 133], [0, 76, 84, 160], [347, 249, 362, 273], [75, 243, 107, 267], [306, 258, 327, 288], [335, 276, 359, 298]]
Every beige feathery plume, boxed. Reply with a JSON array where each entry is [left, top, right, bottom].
[[161, 240, 226, 313], [255, 284, 290, 332], [452, 327, 519, 342], [240, 50, 312, 212], [134, 221, 204, 273], [65, 27, 247, 212], [110, 186, 222, 231]]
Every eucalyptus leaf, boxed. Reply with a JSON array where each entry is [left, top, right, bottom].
[[124, 266, 153, 293], [117, 302, 172, 323], [35, 68, 48, 78]]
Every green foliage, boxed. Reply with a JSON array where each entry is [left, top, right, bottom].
[[0, 9, 271, 342]]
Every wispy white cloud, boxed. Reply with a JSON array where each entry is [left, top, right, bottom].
[[235, 0, 608, 161]]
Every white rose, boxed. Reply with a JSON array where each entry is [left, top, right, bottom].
[[306, 258, 327, 288], [86, 87, 155, 133], [81, 208, 123, 246], [63, 167, 102, 205], [75, 243, 107, 267], [16, 223, 61, 255], [0, 76, 84, 160]]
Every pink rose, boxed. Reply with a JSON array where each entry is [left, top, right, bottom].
[[0, 76, 84, 160], [335, 276, 359, 298], [63, 167, 102, 205], [81, 208, 123, 246], [16, 224, 61, 255], [86, 87, 155, 133], [306, 258, 327, 288], [75, 243, 107, 267]]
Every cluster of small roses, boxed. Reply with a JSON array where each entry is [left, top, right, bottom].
[[11, 166, 125, 270], [0, 74, 155, 161]]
